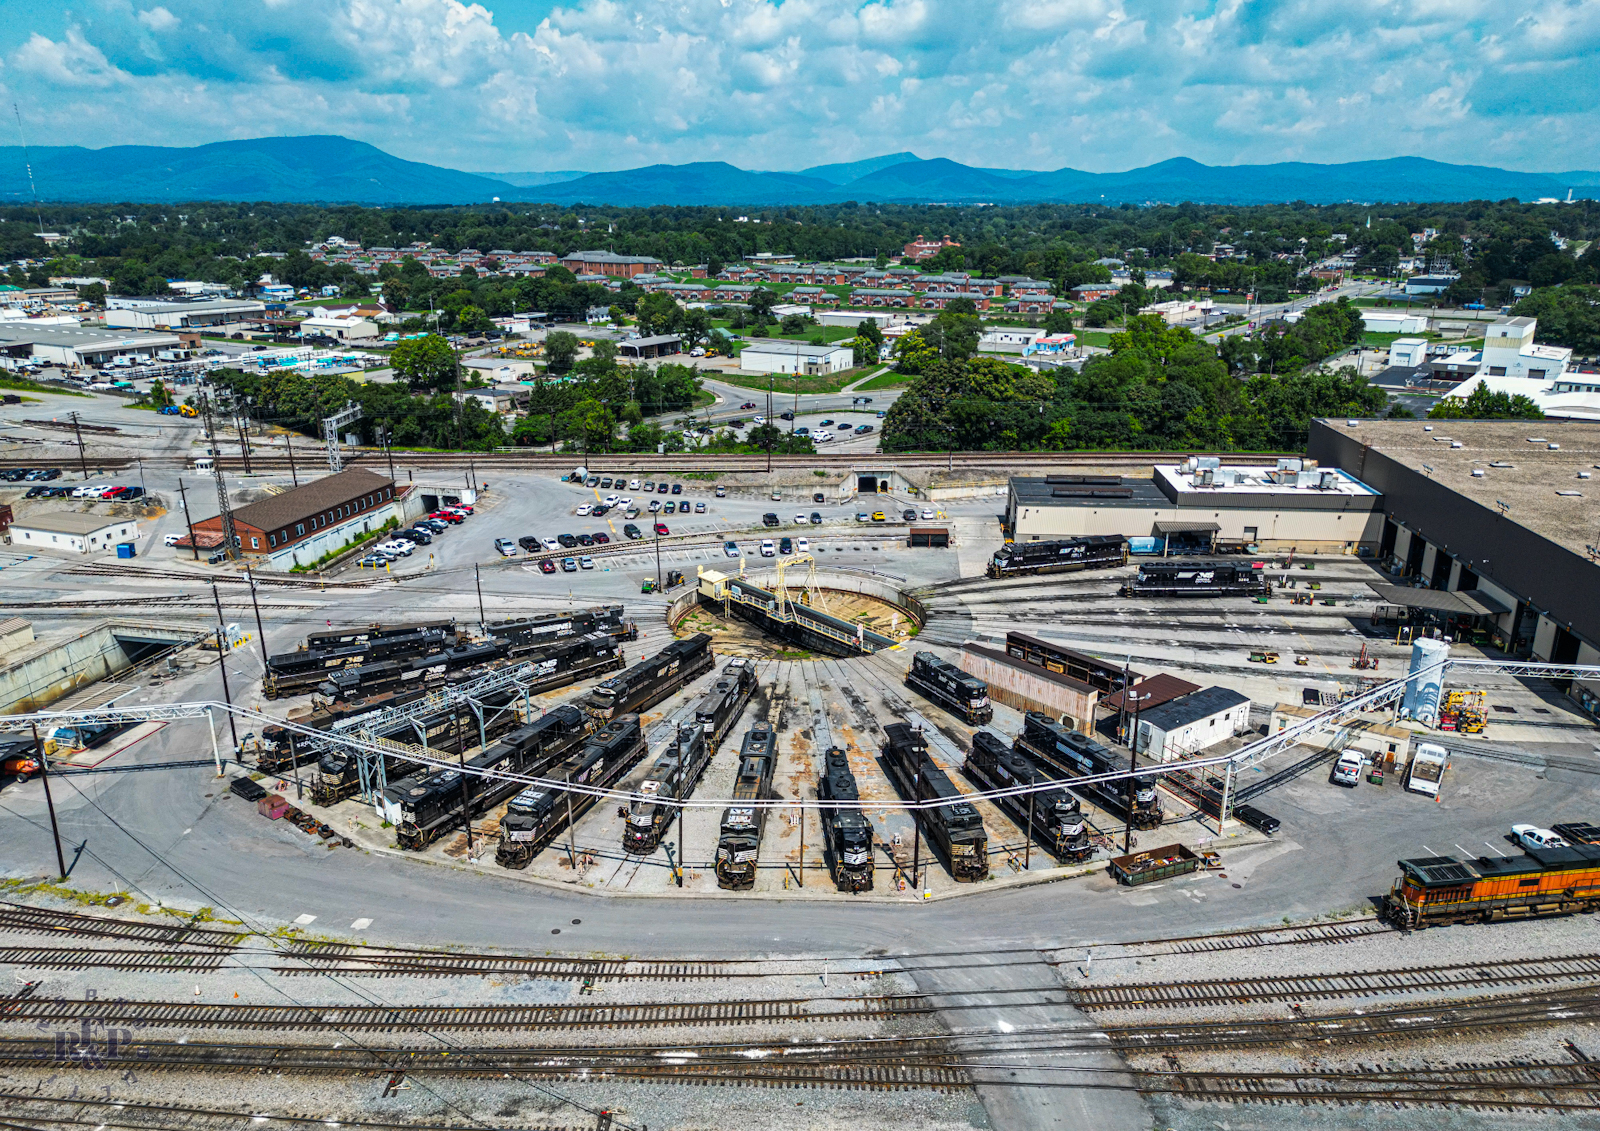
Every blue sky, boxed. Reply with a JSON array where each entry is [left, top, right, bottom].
[[2, 0, 1596, 173]]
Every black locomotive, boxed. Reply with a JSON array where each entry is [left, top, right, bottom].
[[1119, 560, 1269, 598], [905, 651, 993, 724], [383, 705, 589, 850], [694, 658, 758, 750], [584, 633, 715, 722], [263, 623, 457, 698], [987, 535, 1128, 579], [715, 723, 779, 891], [309, 687, 522, 805], [622, 723, 712, 854], [1014, 711, 1163, 830], [818, 746, 874, 892], [495, 713, 646, 869], [881, 723, 988, 882], [486, 605, 636, 654], [316, 640, 506, 701], [964, 731, 1092, 863]]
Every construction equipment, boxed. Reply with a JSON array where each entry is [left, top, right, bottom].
[[1351, 642, 1379, 670], [1294, 656, 1310, 666], [1439, 689, 1487, 734], [1248, 650, 1279, 664]]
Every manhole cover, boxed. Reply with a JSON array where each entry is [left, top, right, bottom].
[[551, 928, 561, 935], [571, 919, 582, 925]]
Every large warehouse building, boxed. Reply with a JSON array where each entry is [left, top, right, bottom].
[[1309, 419, 1600, 682], [1006, 461, 1384, 554]]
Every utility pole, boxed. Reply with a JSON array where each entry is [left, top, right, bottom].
[[136, 457, 146, 497], [654, 523, 662, 592], [1125, 692, 1148, 855], [198, 394, 239, 559], [565, 769, 576, 870], [246, 566, 268, 672], [381, 420, 396, 482], [765, 376, 773, 474], [210, 583, 241, 757], [285, 434, 299, 486], [1024, 776, 1035, 871], [176, 478, 199, 561], [234, 410, 253, 475], [474, 563, 486, 631], [31, 722, 67, 881], [67, 411, 88, 479], [910, 746, 923, 894]]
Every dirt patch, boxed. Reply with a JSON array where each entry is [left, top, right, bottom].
[[674, 588, 914, 659]]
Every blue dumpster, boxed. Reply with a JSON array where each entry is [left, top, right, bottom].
[[115, 542, 136, 559]]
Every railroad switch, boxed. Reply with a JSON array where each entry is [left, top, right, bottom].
[[382, 1071, 408, 1097]]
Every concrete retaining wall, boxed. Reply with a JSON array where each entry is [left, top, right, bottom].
[[739, 569, 927, 627]]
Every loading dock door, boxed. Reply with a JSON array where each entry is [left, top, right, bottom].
[[857, 475, 878, 494], [909, 527, 949, 548]]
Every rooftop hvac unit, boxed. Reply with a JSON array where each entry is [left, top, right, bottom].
[[1180, 457, 1197, 473], [1471, 469, 1486, 478], [1295, 470, 1321, 488], [1198, 469, 1214, 486], [1196, 456, 1221, 471], [1319, 470, 1339, 489], [1276, 457, 1303, 473]]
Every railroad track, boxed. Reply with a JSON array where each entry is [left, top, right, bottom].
[[0, 903, 245, 947], [1, 992, 933, 1032], [1073, 952, 1600, 1009], [1106, 984, 1600, 1052], [1072, 917, 1394, 958], [1140, 1061, 1600, 1111], [0, 945, 234, 972], [0, 1091, 598, 1131], [64, 563, 387, 590], [0, 1034, 971, 1091]]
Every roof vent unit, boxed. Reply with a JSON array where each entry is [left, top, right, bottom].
[[1296, 470, 1321, 489], [1213, 469, 1237, 487], [1548, 443, 1561, 450], [1319, 470, 1340, 489], [1424, 425, 1434, 431], [1180, 457, 1197, 474], [1579, 472, 1591, 480], [1450, 441, 1464, 449], [1196, 456, 1221, 471], [1471, 469, 1486, 478], [1276, 457, 1303, 473], [1198, 468, 1214, 486]]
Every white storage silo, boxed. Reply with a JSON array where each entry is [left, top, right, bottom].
[[1400, 638, 1451, 725]]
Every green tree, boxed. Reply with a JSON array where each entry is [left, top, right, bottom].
[[749, 288, 776, 325], [390, 334, 456, 393], [1428, 385, 1545, 420], [1510, 285, 1600, 354], [635, 292, 682, 337], [148, 378, 172, 408], [543, 330, 579, 373], [1042, 308, 1074, 335], [455, 304, 492, 334]]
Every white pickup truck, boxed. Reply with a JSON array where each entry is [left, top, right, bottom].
[[1407, 742, 1448, 797]]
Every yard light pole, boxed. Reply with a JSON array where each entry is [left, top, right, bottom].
[[654, 524, 662, 592], [1124, 690, 1151, 855]]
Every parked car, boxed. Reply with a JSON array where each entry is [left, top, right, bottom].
[[871, 511, 886, 522], [538, 559, 557, 574], [814, 430, 832, 443], [654, 522, 669, 535], [541, 536, 558, 551], [642, 482, 654, 493], [855, 512, 871, 523], [380, 541, 412, 557], [760, 539, 776, 557], [163, 532, 182, 547], [429, 510, 463, 524], [628, 478, 641, 490], [357, 553, 389, 568], [810, 512, 822, 524], [663, 501, 676, 514], [1234, 805, 1280, 835], [724, 540, 740, 557], [778, 536, 792, 555], [623, 524, 642, 540], [813, 493, 825, 503], [763, 513, 779, 527], [795, 513, 808, 524], [579, 556, 595, 570], [1331, 752, 1363, 786], [603, 494, 620, 507], [590, 504, 609, 517], [855, 424, 874, 434], [600, 478, 613, 489], [495, 538, 518, 556], [518, 535, 540, 551], [419, 518, 448, 533], [920, 508, 935, 520], [716, 486, 727, 497], [694, 501, 706, 512], [648, 499, 662, 513], [656, 482, 668, 493], [796, 537, 809, 553], [1512, 824, 1569, 851], [398, 528, 431, 545], [558, 533, 578, 548], [561, 557, 578, 572], [671, 484, 682, 495], [576, 504, 592, 516], [576, 533, 594, 546], [446, 503, 474, 515], [584, 476, 599, 487], [592, 532, 610, 544]]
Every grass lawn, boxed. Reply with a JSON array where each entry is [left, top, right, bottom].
[[855, 371, 910, 391], [691, 388, 716, 409], [1077, 330, 1114, 348], [712, 368, 869, 395], [0, 374, 88, 397]]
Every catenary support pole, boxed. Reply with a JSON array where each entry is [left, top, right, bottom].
[[1125, 692, 1145, 855], [474, 563, 485, 631], [1025, 778, 1035, 871], [246, 567, 268, 673], [206, 708, 220, 776], [565, 770, 576, 870], [32, 723, 67, 881], [288, 729, 303, 802], [177, 479, 198, 561], [286, 434, 299, 487], [677, 799, 685, 887], [210, 583, 241, 755]]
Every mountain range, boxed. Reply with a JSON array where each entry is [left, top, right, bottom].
[[1, 135, 1596, 207]]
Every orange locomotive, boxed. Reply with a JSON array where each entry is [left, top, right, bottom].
[[1385, 844, 1600, 929]]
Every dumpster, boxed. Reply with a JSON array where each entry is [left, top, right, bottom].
[[257, 793, 288, 820], [1109, 843, 1201, 886], [115, 542, 136, 559]]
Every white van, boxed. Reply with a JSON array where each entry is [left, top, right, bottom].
[[1331, 751, 1363, 787], [1407, 743, 1448, 797]]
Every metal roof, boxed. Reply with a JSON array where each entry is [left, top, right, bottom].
[[1136, 685, 1250, 732], [10, 511, 132, 535], [1102, 673, 1202, 713], [1368, 583, 1509, 617], [225, 468, 393, 534], [1153, 519, 1221, 534]]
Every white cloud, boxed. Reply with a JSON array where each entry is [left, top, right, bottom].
[[138, 8, 181, 32], [0, 0, 1593, 174]]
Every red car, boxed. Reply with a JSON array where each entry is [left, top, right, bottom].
[[654, 522, 669, 535], [538, 559, 557, 574], [740, 402, 756, 409], [448, 503, 474, 515], [429, 510, 464, 524], [592, 532, 610, 544], [105, 485, 129, 498]]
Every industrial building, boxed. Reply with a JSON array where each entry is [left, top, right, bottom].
[[959, 642, 1099, 731], [190, 467, 398, 571], [737, 340, 855, 376], [0, 325, 181, 368], [104, 299, 264, 330], [1132, 686, 1252, 762], [8, 512, 140, 555], [1006, 460, 1384, 553], [1308, 418, 1600, 713], [617, 334, 682, 360]]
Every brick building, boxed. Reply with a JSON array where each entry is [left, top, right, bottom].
[[193, 468, 399, 569]]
